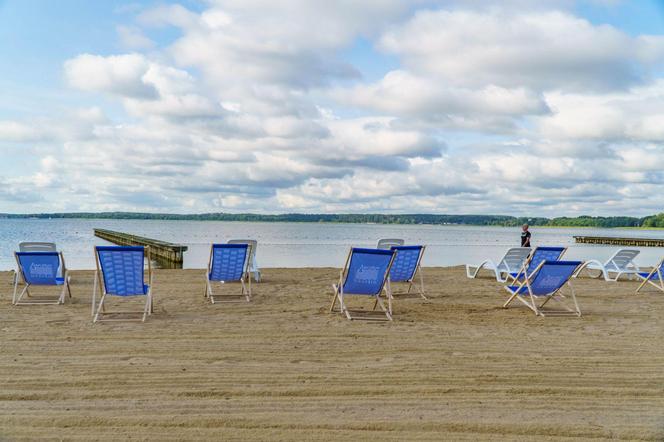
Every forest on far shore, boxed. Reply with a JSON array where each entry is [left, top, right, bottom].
[[2, 212, 664, 228]]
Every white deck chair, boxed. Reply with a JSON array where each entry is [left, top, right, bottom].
[[377, 238, 404, 250], [574, 249, 640, 281], [228, 239, 261, 282], [466, 247, 531, 282]]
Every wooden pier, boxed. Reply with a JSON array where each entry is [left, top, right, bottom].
[[574, 235, 664, 247], [94, 228, 188, 268]]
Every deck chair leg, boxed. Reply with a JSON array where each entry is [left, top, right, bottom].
[[12, 277, 19, 305], [330, 284, 340, 312], [417, 270, 427, 300], [503, 291, 519, 308], [636, 274, 651, 293], [94, 293, 107, 323]]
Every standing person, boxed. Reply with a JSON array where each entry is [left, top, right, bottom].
[[521, 224, 531, 247]]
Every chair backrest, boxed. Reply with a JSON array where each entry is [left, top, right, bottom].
[[607, 249, 639, 270], [342, 248, 395, 295], [19, 242, 57, 252], [96, 246, 147, 296], [528, 261, 582, 295], [209, 244, 249, 281], [228, 239, 257, 262], [15, 252, 61, 285], [377, 238, 404, 250], [498, 247, 531, 272], [389, 245, 424, 282], [526, 247, 566, 274]]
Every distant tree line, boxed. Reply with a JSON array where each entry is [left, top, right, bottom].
[[1, 211, 663, 228]]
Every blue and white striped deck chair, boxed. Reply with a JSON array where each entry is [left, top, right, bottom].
[[330, 247, 396, 321], [508, 246, 567, 284], [389, 245, 426, 299], [205, 243, 252, 304], [635, 257, 664, 294], [13, 251, 71, 305], [93, 246, 153, 323], [503, 260, 583, 317]]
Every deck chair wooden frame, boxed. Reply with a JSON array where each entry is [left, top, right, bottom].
[[503, 260, 583, 317], [508, 246, 568, 284], [388, 245, 427, 300], [635, 258, 664, 294], [205, 243, 252, 304], [13, 251, 71, 305], [93, 246, 153, 323], [330, 247, 396, 321]]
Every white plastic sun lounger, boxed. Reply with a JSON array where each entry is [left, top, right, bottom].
[[574, 249, 640, 281], [377, 238, 404, 250], [466, 247, 531, 282]]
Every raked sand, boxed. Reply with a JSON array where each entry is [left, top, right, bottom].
[[1, 267, 664, 441]]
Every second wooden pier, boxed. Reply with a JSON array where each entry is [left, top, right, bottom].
[[574, 235, 664, 247], [94, 228, 188, 268]]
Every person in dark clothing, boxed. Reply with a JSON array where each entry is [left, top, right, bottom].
[[521, 224, 531, 247]]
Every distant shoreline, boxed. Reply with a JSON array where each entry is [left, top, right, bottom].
[[1, 211, 663, 229]]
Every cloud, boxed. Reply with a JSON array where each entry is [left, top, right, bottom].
[[379, 9, 664, 92], [117, 25, 155, 49], [4, 0, 664, 216]]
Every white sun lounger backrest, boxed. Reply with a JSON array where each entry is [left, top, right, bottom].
[[377, 238, 404, 250], [497, 247, 531, 273], [19, 242, 57, 252], [606, 249, 639, 271], [228, 239, 257, 263]]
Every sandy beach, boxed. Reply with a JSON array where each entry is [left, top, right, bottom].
[[1, 266, 664, 441]]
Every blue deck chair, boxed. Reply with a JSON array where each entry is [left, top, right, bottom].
[[205, 243, 252, 303], [13, 251, 71, 305], [508, 246, 567, 284], [635, 257, 664, 293], [388, 245, 427, 299], [93, 246, 153, 323], [503, 260, 583, 317], [330, 247, 396, 321]]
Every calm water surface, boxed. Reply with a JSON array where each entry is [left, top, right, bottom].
[[1, 219, 663, 269]]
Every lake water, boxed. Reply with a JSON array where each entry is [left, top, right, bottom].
[[2, 218, 664, 269]]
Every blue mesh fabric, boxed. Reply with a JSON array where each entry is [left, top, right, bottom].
[[389, 246, 423, 282], [342, 248, 394, 295], [209, 244, 248, 281], [526, 247, 566, 274], [16, 252, 61, 285], [97, 246, 146, 296], [528, 261, 581, 296]]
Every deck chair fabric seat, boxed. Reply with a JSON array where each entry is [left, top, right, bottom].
[[575, 249, 640, 281], [635, 258, 664, 293], [93, 246, 153, 322], [466, 247, 531, 282], [508, 246, 567, 283], [503, 260, 583, 317], [205, 243, 252, 303], [389, 245, 426, 299], [330, 247, 396, 321], [13, 251, 71, 305]]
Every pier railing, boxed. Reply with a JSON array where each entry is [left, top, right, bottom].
[[93, 228, 188, 268], [574, 236, 664, 247]]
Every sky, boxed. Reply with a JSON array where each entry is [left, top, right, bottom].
[[1, 0, 664, 216]]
